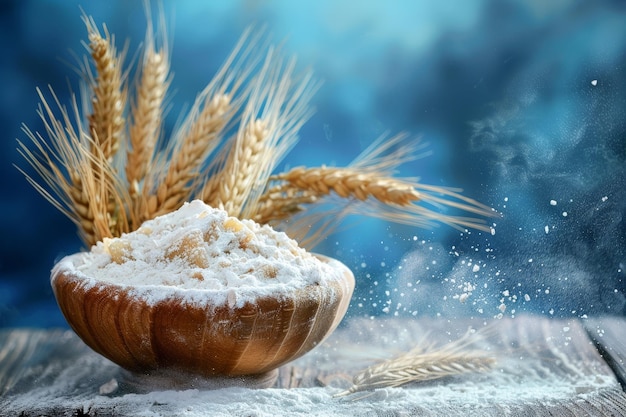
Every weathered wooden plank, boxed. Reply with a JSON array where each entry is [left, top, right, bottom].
[[0, 328, 117, 397], [585, 316, 626, 390], [1, 316, 625, 416]]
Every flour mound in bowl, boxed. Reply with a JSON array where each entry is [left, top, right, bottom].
[[70, 200, 338, 291]]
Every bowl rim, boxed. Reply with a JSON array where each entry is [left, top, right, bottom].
[[52, 252, 355, 308]]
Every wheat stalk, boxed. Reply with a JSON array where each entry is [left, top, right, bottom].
[[335, 328, 496, 398], [18, 8, 496, 252], [81, 14, 129, 238], [144, 93, 232, 220], [257, 133, 495, 247], [205, 118, 270, 216], [273, 167, 422, 205], [82, 15, 126, 163], [126, 12, 169, 199], [140, 29, 267, 222], [201, 50, 318, 219]]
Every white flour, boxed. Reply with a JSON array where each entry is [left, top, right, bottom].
[[52, 200, 343, 306]]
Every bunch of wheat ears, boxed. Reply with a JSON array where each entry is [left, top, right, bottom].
[[17, 10, 494, 249]]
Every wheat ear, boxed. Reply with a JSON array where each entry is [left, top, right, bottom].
[[205, 118, 271, 216], [202, 50, 318, 218], [273, 167, 422, 205], [143, 93, 232, 220], [126, 10, 169, 205], [251, 134, 416, 237], [335, 328, 496, 398], [81, 15, 130, 237], [258, 134, 496, 247], [82, 15, 126, 163]]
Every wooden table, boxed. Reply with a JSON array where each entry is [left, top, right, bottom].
[[1, 315, 625, 416]]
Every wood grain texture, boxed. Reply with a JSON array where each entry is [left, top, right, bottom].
[[50, 253, 354, 377], [1, 316, 626, 416]]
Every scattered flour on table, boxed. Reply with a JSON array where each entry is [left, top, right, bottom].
[[59, 200, 339, 301], [3, 373, 616, 417]]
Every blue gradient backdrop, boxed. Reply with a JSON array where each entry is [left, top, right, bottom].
[[1, 0, 625, 327]]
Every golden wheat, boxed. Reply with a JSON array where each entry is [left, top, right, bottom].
[[273, 167, 421, 204], [252, 184, 318, 224], [207, 118, 270, 216], [140, 30, 267, 222], [83, 14, 129, 238], [17, 88, 119, 245], [83, 15, 126, 163], [126, 22, 169, 197], [146, 93, 232, 220], [256, 132, 495, 246], [18, 8, 495, 250], [201, 51, 318, 220], [335, 328, 496, 398]]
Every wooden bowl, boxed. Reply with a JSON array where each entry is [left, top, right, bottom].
[[51, 252, 354, 380]]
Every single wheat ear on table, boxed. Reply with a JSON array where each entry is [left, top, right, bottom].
[[16, 10, 497, 250], [334, 327, 497, 399]]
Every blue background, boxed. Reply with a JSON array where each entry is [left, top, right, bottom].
[[1, 0, 625, 327]]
